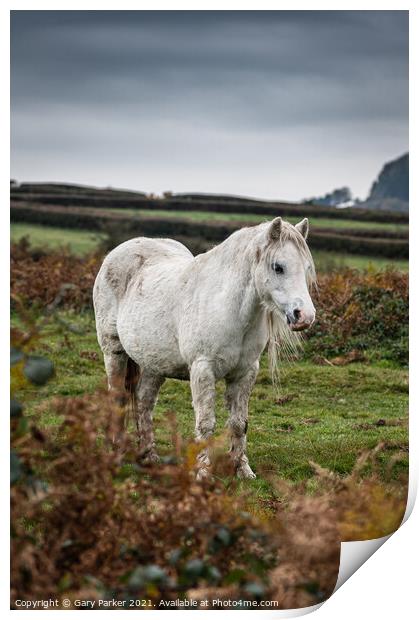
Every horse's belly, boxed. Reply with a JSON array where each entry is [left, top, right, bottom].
[[117, 296, 187, 378], [120, 326, 186, 377]]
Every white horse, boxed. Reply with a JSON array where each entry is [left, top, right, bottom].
[[93, 217, 316, 479]]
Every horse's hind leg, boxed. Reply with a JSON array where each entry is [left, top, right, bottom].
[[190, 360, 216, 480], [135, 371, 165, 464], [101, 345, 129, 444], [103, 349, 128, 403], [225, 362, 259, 479]]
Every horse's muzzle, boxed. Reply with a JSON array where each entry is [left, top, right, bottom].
[[286, 310, 315, 331], [290, 321, 312, 332]]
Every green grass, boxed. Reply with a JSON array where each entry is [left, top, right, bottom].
[[311, 250, 408, 272], [11, 222, 409, 271], [108, 208, 408, 232], [11, 223, 104, 255], [13, 310, 408, 502]]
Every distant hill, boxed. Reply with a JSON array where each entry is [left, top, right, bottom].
[[359, 153, 409, 213], [11, 181, 147, 198], [368, 153, 408, 202], [301, 153, 409, 213]]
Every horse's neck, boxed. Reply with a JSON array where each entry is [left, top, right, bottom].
[[191, 230, 264, 327]]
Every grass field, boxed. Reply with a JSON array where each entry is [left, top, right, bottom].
[[10, 223, 409, 271], [11, 223, 104, 255], [107, 208, 409, 232], [311, 250, 408, 271], [13, 309, 408, 505]]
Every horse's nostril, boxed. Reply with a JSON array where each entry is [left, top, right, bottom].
[[293, 309, 301, 321]]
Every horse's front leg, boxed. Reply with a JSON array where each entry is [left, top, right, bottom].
[[225, 361, 259, 479], [190, 359, 216, 480], [135, 371, 165, 464]]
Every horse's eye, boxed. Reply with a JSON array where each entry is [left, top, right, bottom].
[[272, 262, 284, 274]]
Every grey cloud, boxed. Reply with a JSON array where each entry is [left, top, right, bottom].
[[11, 11, 408, 200]]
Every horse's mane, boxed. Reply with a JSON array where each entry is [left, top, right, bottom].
[[260, 221, 317, 385], [202, 219, 317, 384]]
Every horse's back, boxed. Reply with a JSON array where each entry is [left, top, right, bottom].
[[93, 237, 192, 346], [94, 237, 192, 299]]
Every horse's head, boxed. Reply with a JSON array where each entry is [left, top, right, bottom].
[[255, 217, 316, 332]]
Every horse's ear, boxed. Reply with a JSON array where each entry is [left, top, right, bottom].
[[295, 218, 309, 240], [268, 217, 283, 241]]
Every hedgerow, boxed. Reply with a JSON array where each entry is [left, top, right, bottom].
[[11, 186, 409, 223], [11, 203, 408, 258]]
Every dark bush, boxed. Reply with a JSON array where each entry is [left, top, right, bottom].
[[307, 268, 408, 364], [11, 237, 100, 309]]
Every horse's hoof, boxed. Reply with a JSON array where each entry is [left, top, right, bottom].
[[236, 464, 256, 479], [196, 467, 211, 481]]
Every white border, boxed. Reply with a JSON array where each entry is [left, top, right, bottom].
[[3, 2, 416, 617]]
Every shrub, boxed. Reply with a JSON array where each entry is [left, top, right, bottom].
[[307, 268, 408, 364], [11, 237, 100, 310], [12, 386, 408, 609], [9, 390, 327, 608]]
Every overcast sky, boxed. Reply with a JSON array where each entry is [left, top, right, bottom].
[[11, 10, 408, 201]]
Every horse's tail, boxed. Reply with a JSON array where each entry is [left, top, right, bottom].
[[125, 357, 141, 427]]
